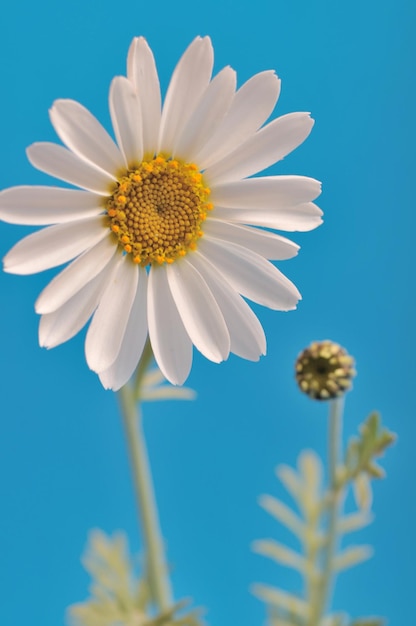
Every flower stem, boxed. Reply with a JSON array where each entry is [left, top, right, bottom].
[[118, 344, 173, 613], [328, 397, 343, 489], [308, 396, 344, 625]]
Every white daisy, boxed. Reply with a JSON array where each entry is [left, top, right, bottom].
[[0, 36, 322, 390]]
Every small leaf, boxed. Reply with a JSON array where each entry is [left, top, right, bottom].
[[252, 539, 307, 573], [333, 545, 373, 572], [270, 617, 302, 626], [251, 583, 309, 619], [276, 451, 324, 520], [298, 450, 326, 521], [345, 440, 359, 472], [140, 367, 196, 403], [277, 464, 303, 504], [68, 530, 144, 626], [259, 494, 305, 538], [299, 449, 323, 495], [337, 511, 373, 535], [142, 368, 165, 388], [366, 462, 385, 479], [361, 412, 378, 438], [353, 472, 373, 510], [147, 598, 202, 626], [377, 431, 396, 451], [68, 530, 203, 626], [141, 386, 196, 401], [321, 614, 349, 626], [350, 618, 386, 626], [344, 413, 396, 484]]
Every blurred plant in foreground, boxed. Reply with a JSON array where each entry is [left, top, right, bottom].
[[68, 530, 201, 626], [252, 340, 395, 626]]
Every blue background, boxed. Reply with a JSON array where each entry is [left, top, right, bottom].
[[0, 1, 414, 624]]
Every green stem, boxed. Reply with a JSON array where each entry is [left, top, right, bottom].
[[134, 338, 154, 399], [328, 397, 343, 488], [308, 396, 344, 626], [118, 344, 173, 612]]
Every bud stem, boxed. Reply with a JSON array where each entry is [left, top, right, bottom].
[[308, 396, 344, 625]]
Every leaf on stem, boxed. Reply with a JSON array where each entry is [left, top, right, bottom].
[[251, 583, 309, 620], [277, 464, 304, 504], [277, 450, 324, 519], [68, 530, 203, 626], [343, 413, 396, 487], [252, 539, 308, 573], [337, 511, 373, 535], [353, 473, 373, 511], [141, 386, 197, 401], [269, 613, 305, 626], [321, 613, 349, 626], [299, 449, 323, 495], [258, 494, 305, 538], [140, 368, 196, 403], [350, 618, 386, 626], [68, 530, 146, 626], [333, 545, 374, 572]]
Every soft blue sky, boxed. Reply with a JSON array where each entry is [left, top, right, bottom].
[[0, 1, 414, 624]]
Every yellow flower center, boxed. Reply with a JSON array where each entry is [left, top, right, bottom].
[[105, 155, 212, 266]]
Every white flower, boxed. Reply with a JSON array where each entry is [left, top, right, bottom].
[[0, 36, 322, 390]]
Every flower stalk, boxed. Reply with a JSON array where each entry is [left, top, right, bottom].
[[308, 396, 344, 625], [118, 341, 173, 613]]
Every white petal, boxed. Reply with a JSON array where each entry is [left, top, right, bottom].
[[49, 99, 125, 174], [166, 258, 230, 362], [198, 236, 301, 310], [39, 261, 114, 348], [147, 265, 192, 385], [35, 234, 117, 313], [196, 71, 281, 169], [158, 37, 214, 154], [205, 112, 314, 185], [3, 216, 107, 275], [211, 176, 321, 208], [27, 143, 116, 194], [99, 266, 148, 390], [203, 219, 299, 260], [85, 256, 138, 372], [213, 202, 323, 232], [127, 37, 161, 156], [173, 66, 236, 161], [109, 76, 143, 168], [189, 251, 266, 360], [0, 186, 103, 225]]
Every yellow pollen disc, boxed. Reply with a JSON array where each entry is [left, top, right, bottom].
[[106, 155, 212, 266]]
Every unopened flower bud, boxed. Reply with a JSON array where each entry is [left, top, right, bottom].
[[295, 340, 356, 401]]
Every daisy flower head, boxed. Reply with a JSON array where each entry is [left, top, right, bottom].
[[0, 36, 322, 391]]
